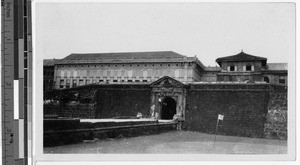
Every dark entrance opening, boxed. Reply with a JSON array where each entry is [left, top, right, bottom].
[[161, 97, 176, 120], [264, 77, 269, 83]]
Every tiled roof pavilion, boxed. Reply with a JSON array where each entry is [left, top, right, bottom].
[[216, 51, 267, 66]]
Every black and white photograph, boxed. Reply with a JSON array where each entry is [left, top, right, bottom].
[[35, 1, 295, 161]]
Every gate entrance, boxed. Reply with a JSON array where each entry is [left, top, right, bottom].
[[161, 97, 176, 120]]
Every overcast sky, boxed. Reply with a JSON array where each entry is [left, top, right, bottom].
[[36, 2, 295, 66]]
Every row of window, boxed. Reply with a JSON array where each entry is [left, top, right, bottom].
[[227, 65, 254, 72], [57, 77, 194, 89], [56, 62, 191, 68], [59, 79, 150, 88], [56, 69, 183, 78], [263, 77, 286, 84]]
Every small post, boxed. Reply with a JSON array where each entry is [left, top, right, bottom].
[[213, 114, 224, 148]]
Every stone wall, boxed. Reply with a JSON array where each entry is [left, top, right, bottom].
[[44, 85, 99, 118], [264, 85, 287, 139], [183, 84, 270, 138], [95, 84, 151, 118], [44, 82, 287, 139], [44, 102, 96, 118]]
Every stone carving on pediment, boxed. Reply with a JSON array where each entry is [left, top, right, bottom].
[[151, 76, 184, 88]]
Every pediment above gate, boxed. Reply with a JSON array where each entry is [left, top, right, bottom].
[[150, 76, 185, 88]]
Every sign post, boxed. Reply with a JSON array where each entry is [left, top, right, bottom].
[[213, 114, 224, 148]]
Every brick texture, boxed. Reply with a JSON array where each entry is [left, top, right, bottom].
[[264, 85, 287, 139], [95, 85, 151, 118], [182, 84, 270, 138]]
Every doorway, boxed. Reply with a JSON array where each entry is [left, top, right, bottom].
[[161, 97, 177, 120], [264, 77, 269, 83]]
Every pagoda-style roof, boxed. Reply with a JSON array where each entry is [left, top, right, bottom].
[[216, 51, 267, 66]]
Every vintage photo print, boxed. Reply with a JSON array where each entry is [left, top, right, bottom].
[[33, 1, 296, 162]]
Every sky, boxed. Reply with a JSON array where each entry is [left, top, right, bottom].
[[35, 2, 295, 66]]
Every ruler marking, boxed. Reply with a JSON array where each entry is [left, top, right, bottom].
[[19, 119, 24, 158], [2, 0, 16, 164]]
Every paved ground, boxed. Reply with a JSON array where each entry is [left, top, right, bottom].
[[44, 131, 287, 154]]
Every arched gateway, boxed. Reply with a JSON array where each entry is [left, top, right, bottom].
[[161, 97, 177, 119], [150, 76, 186, 120]]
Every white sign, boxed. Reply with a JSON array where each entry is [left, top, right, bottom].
[[218, 114, 224, 120]]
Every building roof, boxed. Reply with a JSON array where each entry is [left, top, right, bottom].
[[216, 51, 267, 65], [56, 51, 206, 69], [267, 63, 287, 71], [63, 51, 184, 60], [205, 66, 221, 71], [43, 59, 56, 66]]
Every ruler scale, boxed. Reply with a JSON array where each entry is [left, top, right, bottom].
[[2, 0, 32, 165], [2, 1, 15, 165]]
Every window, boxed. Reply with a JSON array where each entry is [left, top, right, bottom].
[[86, 79, 90, 84], [279, 78, 285, 84], [92, 79, 96, 83], [59, 79, 64, 88], [128, 80, 133, 82], [113, 80, 118, 82], [72, 80, 77, 87], [142, 80, 147, 82], [230, 66, 235, 71], [246, 65, 252, 71], [99, 79, 104, 82], [60, 79, 64, 85], [79, 79, 83, 85], [135, 80, 140, 82], [66, 79, 70, 88]]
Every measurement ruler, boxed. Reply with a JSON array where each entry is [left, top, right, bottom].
[[1, 0, 32, 165]]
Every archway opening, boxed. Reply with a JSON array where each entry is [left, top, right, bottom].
[[264, 77, 269, 83], [161, 97, 176, 120]]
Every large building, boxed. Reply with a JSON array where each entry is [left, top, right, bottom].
[[44, 50, 287, 90], [52, 51, 205, 89]]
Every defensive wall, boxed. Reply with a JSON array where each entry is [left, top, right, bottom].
[[44, 82, 287, 140]]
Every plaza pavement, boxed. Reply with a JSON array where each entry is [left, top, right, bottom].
[[44, 130, 287, 154]]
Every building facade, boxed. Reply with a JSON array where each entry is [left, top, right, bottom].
[[43, 50, 288, 90], [52, 51, 205, 89], [215, 51, 287, 85], [43, 59, 56, 91]]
